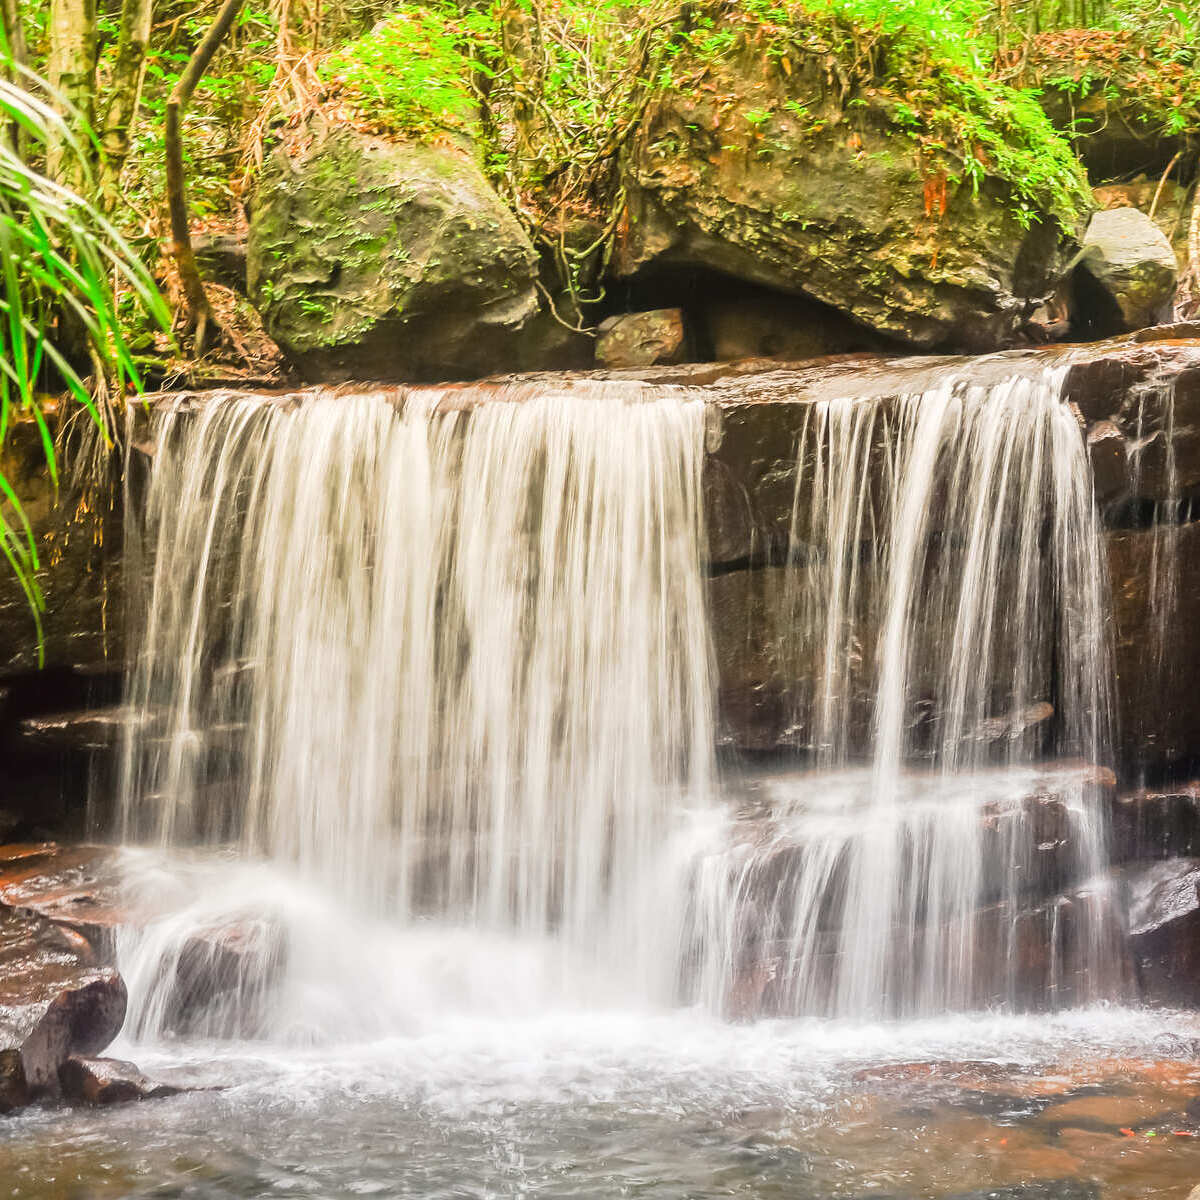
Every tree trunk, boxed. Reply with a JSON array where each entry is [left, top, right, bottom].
[[165, 0, 245, 353], [98, 0, 154, 210], [46, 0, 97, 189], [0, 0, 29, 154]]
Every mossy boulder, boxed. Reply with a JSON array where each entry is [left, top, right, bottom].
[[616, 52, 1075, 352], [1077, 208, 1178, 333], [247, 124, 539, 382]]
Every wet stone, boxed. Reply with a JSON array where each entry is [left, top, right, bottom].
[[0, 908, 126, 1104], [59, 1055, 182, 1106], [1118, 858, 1200, 1005], [164, 918, 287, 1037], [0, 842, 127, 964], [1036, 1090, 1181, 1132]]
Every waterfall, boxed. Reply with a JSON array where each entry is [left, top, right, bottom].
[[116, 383, 715, 1032], [115, 363, 1122, 1037], [691, 368, 1120, 1019]]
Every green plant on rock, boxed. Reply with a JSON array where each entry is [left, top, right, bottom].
[[312, 0, 1099, 319], [321, 8, 479, 140]]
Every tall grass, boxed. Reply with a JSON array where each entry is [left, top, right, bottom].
[[0, 46, 168, 661]]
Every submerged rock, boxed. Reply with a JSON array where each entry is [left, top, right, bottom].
[[58, 1055, 181, 1105], [248, 122, 539, 383]]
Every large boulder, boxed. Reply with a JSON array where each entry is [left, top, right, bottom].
[[247, 123, 540, 383], [1076, 208, 1178, 333], [0, 908, 126, 1108], [616, 48, 1072, 352]]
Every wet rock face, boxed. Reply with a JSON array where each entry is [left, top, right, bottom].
[[0, 907, 126, 1102], [162, 919, 287, 1038], [0, 843, 127, 963], [0, 844, 130, 1109], [1107, 523, 1200, 780], [0, 413, 126, 841], [0, 415, 123, 680], [1076, 209, 1179, 334], [1110, 785, 1200, 863], [1118, 857, 1200, 1005], [617, 52, 1068, 353], [247, 123, 540, 383]]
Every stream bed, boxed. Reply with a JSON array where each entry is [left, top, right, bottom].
[[4, 1007, 1200, 1198]]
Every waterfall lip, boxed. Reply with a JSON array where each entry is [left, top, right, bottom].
[[134, 329, 1200, 415]]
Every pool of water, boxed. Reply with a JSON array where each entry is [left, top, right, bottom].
[[5, 1007, 1200, 1199]]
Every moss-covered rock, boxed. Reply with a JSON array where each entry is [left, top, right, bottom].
[[247, 123, 540, 382], [616, 50, 1077, 351]]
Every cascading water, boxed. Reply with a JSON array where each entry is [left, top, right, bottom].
[[116, 383, 716, 1035], [114, 361, 1122, 1040], [691, 368, 1121, 1018]]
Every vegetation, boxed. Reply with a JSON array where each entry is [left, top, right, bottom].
[[0, 0, 1197, 639], [0, 45, 167, 657]]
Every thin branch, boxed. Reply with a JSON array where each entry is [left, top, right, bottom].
[[165, 0, 245, 353]]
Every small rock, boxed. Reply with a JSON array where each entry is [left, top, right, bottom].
[[595, 309, 685, 368], [59, 1055, 181, 1105], [1077, 208, 1178, 333]]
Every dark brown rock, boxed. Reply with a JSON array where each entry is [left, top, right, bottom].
[[707, 568, 797, 751], [0, 908, 126, 1103], [164, 918, 286, 1037], [595, 309, 685, 368], [1110, 784, 1200, 864], [58, 1055, 181, 1105], [1107, 523, 1200, 779], [699, 289, 884, 363], [1087, 420, 1129, 506], [1118, 857, 1200, 1006], [727, 877, 1131, 1019], [16, 706, 134, 755], [0, 843, 127, 963]]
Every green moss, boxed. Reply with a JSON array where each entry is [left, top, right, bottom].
[[677, 0, 1090, 230]]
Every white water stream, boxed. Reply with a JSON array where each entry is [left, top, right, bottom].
[[114, 366, 1119, 1042]]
